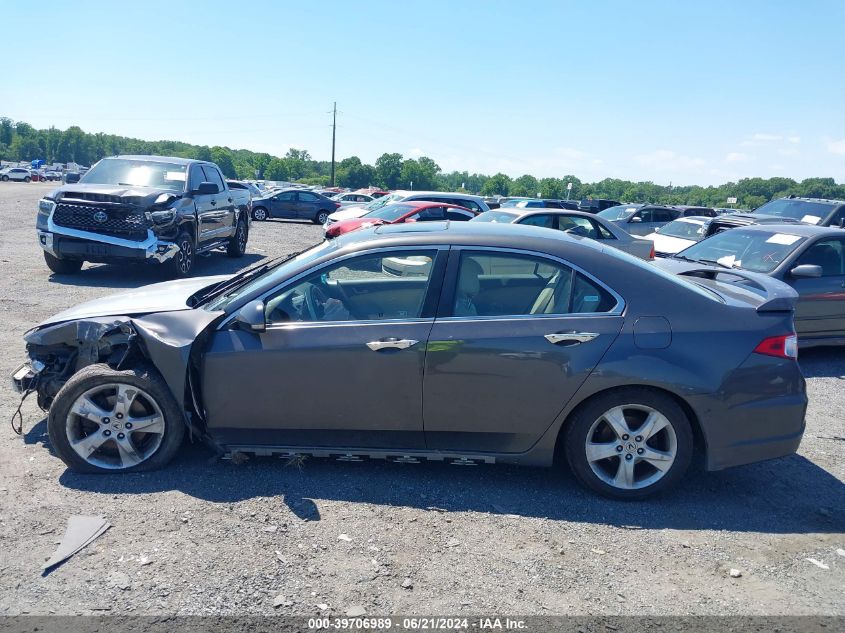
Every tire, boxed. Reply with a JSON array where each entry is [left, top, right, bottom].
[[44, 251, 83, 274], [24, 176, 31, 183], [252, 206, 268, 221], [167, 230, 195, 278], [564, 388, 693, 500], [227, 218, 248, 257], [48, 363, 185, 474], [0, 175, 8, 182], [314, 210, 330, 225]]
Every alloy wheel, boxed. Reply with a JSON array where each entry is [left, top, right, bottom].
[[177, 237, 193, 274], [253, 208, 267, 221], [65, 383, 166, 470], [237, 222, 247, 251], [584, 404, 677, 490]]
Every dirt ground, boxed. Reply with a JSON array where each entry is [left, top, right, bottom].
[[0, 181, 842, 616]]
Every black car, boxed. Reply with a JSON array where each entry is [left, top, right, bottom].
[[250, 189, 341, 224], [707, 196, 845, 237], [656, 223, 845, 347], [578, 198, 622, 213], [13, 222, 806, 499]]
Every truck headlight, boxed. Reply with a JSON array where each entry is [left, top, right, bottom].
[[150, 210, 176, 225], [37, 199, 55, 230]]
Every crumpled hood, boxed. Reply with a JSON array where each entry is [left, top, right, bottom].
[[38, 275, 231, 327], [53, 183, 182, 204]]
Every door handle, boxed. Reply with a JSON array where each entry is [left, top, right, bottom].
[[366, 338, 419, 351], [210, 200, 216, 206], [544, 332, 599, 346], [228, 197, 233, 203]]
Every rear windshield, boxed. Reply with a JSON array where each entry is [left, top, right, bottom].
[[363, 203, 418, 222], [598, 205, 639, 220], [81, 158, 188, 193], [678, 228, 807, 273], [753, 199, 833, 224], [471, 210, 519, 223], [658, 220, 706, 240]]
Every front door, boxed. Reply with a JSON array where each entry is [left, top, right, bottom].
[[423, 249, 624, 453], [189, 164, 220, 242], [788, 237, 845, 340], [201, 248, 447, 449]]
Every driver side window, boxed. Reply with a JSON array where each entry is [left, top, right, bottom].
[[264, 250, 438, 324]]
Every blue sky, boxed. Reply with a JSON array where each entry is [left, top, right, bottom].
[[3, 0, 844, 185]]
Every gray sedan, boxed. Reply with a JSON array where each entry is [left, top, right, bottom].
[[655, 223, 845, 347], [13, 222, 805, 499], [471, 208, 654, 259]]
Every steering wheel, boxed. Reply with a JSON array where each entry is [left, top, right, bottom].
[[304, 283, 331, 320]]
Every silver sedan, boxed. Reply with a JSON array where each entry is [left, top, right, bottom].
[[471, 208, 654, 259]]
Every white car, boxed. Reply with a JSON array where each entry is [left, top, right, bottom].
[[325, 190, 490, 225], [0, 167, 33, 182], [645, 216, 709, 257], [331, 192, 375, 206]]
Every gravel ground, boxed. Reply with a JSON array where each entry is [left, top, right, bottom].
[[0, 181, 842, 617]]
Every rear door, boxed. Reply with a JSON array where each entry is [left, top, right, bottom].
[[295, 191, 321, 220], [269, 191, 297, 218], [422, 248, 624, 453], [788, 237, 845, 339]]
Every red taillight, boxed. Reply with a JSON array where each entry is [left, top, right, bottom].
[[648, 244, 655, 259], [754, 334, 798, 359], [334, 202, 341, 208]]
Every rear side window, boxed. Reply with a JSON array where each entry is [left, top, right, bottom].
[[520, 214, 556, 229], [299, 192, 319, 202], [450, 251, 619, 317]]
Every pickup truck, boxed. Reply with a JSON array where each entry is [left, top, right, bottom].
[[36, 155, 251, 277]]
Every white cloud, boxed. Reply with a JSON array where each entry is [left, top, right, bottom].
[[827, 138, 845, 155], [725, 152, 750, 163], [752, 133, 783, 142], [787, 135, 801, 144], [407, 147, 424, 158]]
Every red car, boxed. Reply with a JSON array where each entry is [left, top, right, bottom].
[[324, 200, 478, 238]]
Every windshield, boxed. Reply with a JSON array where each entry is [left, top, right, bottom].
[[80, 158, 188, 192], [363, 203, 419, 222], [658, 220, 706, 240], [205, 240, 336, 311], [360, 192, 405, 212], [501, 198, 530, 207], [753, 199, 833, 224], [598, 205, 640, 220], [471, 210, 519, 223], [677, 229, 806, 273]]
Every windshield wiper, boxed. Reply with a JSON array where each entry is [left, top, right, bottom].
[[696, 258, 734, 269], [190, 253, 299, 307], [671, 254, 698, 263]]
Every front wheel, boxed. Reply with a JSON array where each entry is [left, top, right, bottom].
[[48, 364, 185, 473], [252, 206, 268, 221], [314, 210, 330, 225], [0, 175, 8, 181], [167, 230, 195, 278], [564, 388, 693, 500], [227, 218, 248, 257], [44, 251, 83, 274]]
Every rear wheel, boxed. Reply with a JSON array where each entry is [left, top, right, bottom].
[[252, 206, 268, 221], [315, 210, 330, 225], [44, 251, 83, 274], [564, 388, 693, 500], [48, 364, 185, 473], [227, 218, 248, 257], [24, 176, 31, 183]]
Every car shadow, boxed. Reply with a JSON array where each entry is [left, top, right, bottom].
[[799, 347, 845, 379], [54, 437, 844, 533], [46, 253, 266, 289]]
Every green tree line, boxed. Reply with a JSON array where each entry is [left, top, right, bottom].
[[2, 117, 843, 207]]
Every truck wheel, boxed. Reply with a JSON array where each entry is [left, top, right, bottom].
[[252, 206, 268, 221], [227, 218, 248, 257], [44, 252, 83, 274], [168, 231, 195, 278], [314, 210, 330, 225], [48, 363, 185, 474]]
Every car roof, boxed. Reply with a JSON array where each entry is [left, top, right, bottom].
[[111, 155, 200, 166], [672, 216, 709, 224], [395, 190, 485, 201], [509, 208, 602, 220], [724, 223, 844, 237], [773, 196, 845, 206]]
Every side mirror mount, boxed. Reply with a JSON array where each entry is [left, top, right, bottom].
[[790, 264, 823, 279], [234, 299, 266, 333], [629, 216, 642, 223], [64, 172, 80, 184], [194, 182, 219, 196]]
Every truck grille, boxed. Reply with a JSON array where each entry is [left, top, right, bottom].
[[53, 203, 150, 241]]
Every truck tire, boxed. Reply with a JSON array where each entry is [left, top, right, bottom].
[[44, 252, 83, 274], [252, 206, 268, 221], [167, 231, 195, 278], [227, 218, 248, 257]]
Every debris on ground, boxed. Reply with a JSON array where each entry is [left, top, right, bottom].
[[338, 534, 352, 542], [729, 569, 742, 578], [346, 605, 366, 617], [804, 558, 829, 570], [42, 515, 110, 571], [108, 571, 131, 590]]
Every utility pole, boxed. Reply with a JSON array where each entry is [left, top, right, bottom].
[[330, 102, 337, 187]]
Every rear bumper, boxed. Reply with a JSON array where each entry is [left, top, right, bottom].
[[38, 227, 179, 264]]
